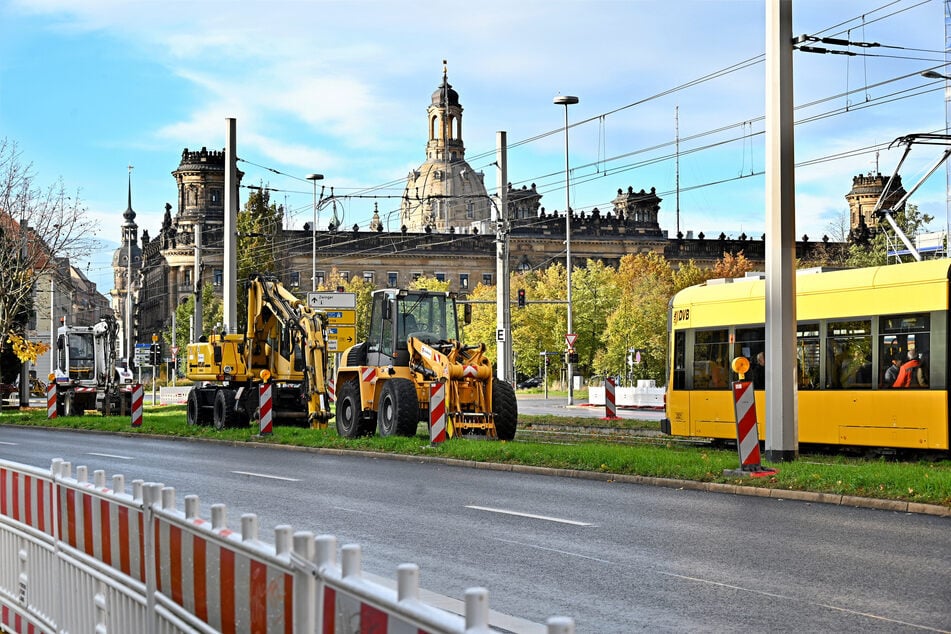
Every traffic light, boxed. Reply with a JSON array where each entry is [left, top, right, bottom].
[[336, 285, 345, 293], [517, 288, 526, 308], [567, 351, 579, 364], [150, 342, 161, 366]]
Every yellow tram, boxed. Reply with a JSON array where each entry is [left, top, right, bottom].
[[662, 259, 948, 453]]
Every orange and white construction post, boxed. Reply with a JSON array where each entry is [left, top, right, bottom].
[[602, 377, 620, 420], [724, 357, 777, 478], [258, 382, 273, 436], [46, 376, 57, 420], [130, 383, 144, 428], [429, 382, 447, 444]]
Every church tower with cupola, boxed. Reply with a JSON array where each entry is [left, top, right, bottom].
[[110, 169, 141, 357], [401, 62, 491, 232]]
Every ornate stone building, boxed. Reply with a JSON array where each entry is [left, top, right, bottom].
[[400, 65, 491, 232], [845, 172, 906, 243], [118, 69, 853, 345]]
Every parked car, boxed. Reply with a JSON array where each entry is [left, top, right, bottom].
[[517, 376, 542, 389]]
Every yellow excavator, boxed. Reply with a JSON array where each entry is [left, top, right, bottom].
[[334, 288, 517, 440], [185, 273, 332, 429]]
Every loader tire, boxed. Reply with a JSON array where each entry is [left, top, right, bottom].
[[336, 379, 374, 438], [377, 378, 419, 437], [213, 389, 237, 430], [492, 379, 518, 441]]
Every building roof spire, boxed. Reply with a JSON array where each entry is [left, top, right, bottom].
[[123, 164, 137, 226]]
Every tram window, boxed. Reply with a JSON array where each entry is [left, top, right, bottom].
[[673, 331, 686, 389], [797, 323, 820, 389], [879, 313, 930, 388], [733, 327, 764, 382], [693, 329, 729, 389], [826, 320, 872, 389]]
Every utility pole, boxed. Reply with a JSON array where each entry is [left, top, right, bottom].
[[193, 219, 203, 342], [224, 118, 238, 334], [495, 131, 512, 383]]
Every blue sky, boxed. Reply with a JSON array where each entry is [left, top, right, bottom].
[[0, 0, 947, 295]]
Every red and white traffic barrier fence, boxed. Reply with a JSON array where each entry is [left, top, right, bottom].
[[0, 457, 576, 634], [429, 382, 447, 444], [258, 383, 273, 435], [46, 382, 57, 419], [724, 375, 777, 478], [131, 383, 144, 427], [602, 377, 619, 420], [327, 378, 335, 403]]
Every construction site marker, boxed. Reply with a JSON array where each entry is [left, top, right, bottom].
[[429, 382, 447, 444], [130, 384, 143, 428], [46, 378, 57, 420], [723, 357, 777, 478], [258, 383, 273, 435], [602, 377, 620, 420]]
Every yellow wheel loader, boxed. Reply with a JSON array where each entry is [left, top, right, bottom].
[[334, 288, 517, 440]]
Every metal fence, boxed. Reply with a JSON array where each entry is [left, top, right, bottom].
[[0, 457, 573, 633]]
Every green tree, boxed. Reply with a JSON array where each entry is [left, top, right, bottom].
[[166, 284, 223, 368], [847, 203, 932, 267], [572, 260, 620, 378], [236, 185, 283, 326]]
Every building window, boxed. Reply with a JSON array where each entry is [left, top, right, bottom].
[[211, 188, 221, 204], [316, 272, 325, 287], [482, 273, 492, 286], [340, 271, 350, 281], [213, 269, 223, 287], [289, 271, 300, 288], [388, 272, 398, 287], [460, 274, 469, 290], [363, 271, 374, 283], [183, 270, 192, 287], [435, 272, 445, 282]]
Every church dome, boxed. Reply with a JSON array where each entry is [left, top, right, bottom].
[[431, 79, 459, 107]]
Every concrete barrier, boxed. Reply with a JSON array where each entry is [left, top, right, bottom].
[[159, 386, 192, 405], [588, 379, 665, 409]]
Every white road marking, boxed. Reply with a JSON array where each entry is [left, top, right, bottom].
[[0, 441, 18, 446], [493, 537, 615, 564], [465, 505, 594, 526], [88, 452, 134, 460], [231, 470, 300, 482], [659, 572, 944, 632]]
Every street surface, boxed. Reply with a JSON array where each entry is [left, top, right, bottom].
[[1, 426, 947, 633]]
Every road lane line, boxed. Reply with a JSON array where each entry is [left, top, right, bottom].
[[466, 505, 594, 526], [231, 470, 300, 482], [88, 452, 134, 460], [659, 572, 944, 632], [0, 441, 18, 446], [493, 537, 615, 564]]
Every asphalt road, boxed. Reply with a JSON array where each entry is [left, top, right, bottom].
[[1, 426, 948, 633]]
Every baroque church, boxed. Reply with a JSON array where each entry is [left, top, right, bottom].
[[115, 68, 879, 347]]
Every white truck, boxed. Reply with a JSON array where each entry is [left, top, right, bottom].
[[53, 316, 133, 416]]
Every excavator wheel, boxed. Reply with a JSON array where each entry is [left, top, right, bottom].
[[336, 378, 375, 438], [492, 379, 518, 441], [213, 390, 237, 430], [377, 378, 419, 437]]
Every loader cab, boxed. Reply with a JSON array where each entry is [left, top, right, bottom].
[[55, 326, 97, 384], [365, 289, 459, 367]]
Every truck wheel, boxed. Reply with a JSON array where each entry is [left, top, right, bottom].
[[65, 392, 84, 417], [492, 379, 518, 441], [377, 379, 419, 437], [187, 389, 202, 426], [213, 390, 237, 430], [336, 379, 373, 438]]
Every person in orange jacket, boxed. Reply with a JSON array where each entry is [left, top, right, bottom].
[[892, 350, 922, 388]]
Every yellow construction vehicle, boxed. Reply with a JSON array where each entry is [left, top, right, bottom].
[[334, 288, 517, 440], [185, 273, 332, 429]]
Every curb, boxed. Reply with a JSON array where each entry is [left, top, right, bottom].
[[5, 424, 950, 518]]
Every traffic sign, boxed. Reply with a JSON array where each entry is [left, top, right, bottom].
[[134, 343, 151, 366], [308, 292, 356, 309], [324, 309, 356, 325], [565, 333, 578, 348], [497, 329, 506, 342], [325, 325, 356, 351]]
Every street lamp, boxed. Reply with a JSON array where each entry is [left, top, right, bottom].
[[306, 173, 324, 291], [921, 70, 951, 80], [554, 94, 579, 405], [922, 71, 951, 249]]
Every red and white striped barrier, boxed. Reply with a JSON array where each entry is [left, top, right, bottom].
[[131, 384, 143, 427], [258, 383, 273, 435], [47, 383, 57, 419], [727, 380, 777, 477], [429, 382, 447, 444], [603, 378, 619, 420], [327, 378, 335, 403], [0, 457, 577, 634]]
